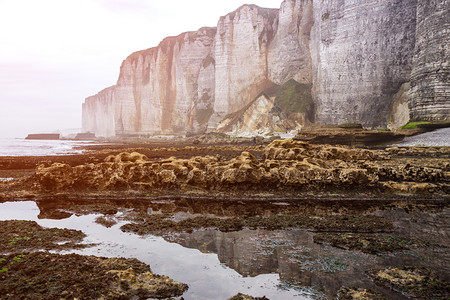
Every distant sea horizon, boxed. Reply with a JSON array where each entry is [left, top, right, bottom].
[[0, 128, 448, 157], [0, 138, 98, 156]]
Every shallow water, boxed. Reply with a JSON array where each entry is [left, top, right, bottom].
[[1, 199, 448, 299], [0, 138, 100, 156], [0, 201, 313, 299]]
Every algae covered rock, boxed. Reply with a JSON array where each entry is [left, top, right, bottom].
[[104, 151, 148, 163], [337, 287, 387, 300], [367, 267, 450, 299], [31, 143, 448, 195], [228, 292, 269, 300], [0, 252, 188, 299]]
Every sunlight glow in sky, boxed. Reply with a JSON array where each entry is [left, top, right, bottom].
[[0, 0, 282, 138]]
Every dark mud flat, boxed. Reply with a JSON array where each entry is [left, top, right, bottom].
[[1, 197, 449, 299]]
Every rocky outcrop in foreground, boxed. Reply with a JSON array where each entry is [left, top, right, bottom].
[[33, 140, 448, 194], [0, 252, 188, 299]]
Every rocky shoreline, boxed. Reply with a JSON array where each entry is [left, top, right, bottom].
[[0, 138, 449, 299], [12, 139, 447, 198]]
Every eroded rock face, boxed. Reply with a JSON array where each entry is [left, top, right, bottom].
[[84, 28, 217, 137], [388, 83, 411, 130], [310, 0, 417, 128], [32, 140, 448, 194], [268, 0, 314, 85], [82, 86, 115, 137], [82, 0, 449, 136], [209, 5, 278, 129], [408, 0, 450, 122]]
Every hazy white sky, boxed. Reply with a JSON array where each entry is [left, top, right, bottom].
[[0, 0, 282, 138]]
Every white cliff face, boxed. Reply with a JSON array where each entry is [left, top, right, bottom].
[[310, 0, 418, 128], [268, 0, 314, 85], [210, 5, 278, 129], [82, 0, 449, 137], [113, 28, 216, 136], [82, 86, 115, 137], [409, 0, 450, 122]]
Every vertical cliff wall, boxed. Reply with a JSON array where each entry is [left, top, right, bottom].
[[268, 0, 314, 85], [112, 27, 216, 136], [310, 0, 417, 127], [209, 5, 278, 129], [82, 86, 115, 137], [82, 0, 449, 137], [409, 0, 450, 121]]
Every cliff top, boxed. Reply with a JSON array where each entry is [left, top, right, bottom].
[[219, 4, 279, 22], [122, 3, 279, 66], [120, 26, 217, 66], [84, 85, 115, 102]]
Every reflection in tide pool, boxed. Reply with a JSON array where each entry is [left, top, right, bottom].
[[0, 201, 312, 300]]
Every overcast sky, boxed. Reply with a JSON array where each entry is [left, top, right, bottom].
[[0, 0, 282, 138]]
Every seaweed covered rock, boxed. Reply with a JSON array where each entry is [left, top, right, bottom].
[[337, 287, 387, 300], [0, 220, 86, 252], [31, 142, 449, 194], [0, 252, 188, 299], [367, 267, 450, 299], [104, 152, 148, 163], [228, 293, 269, 300]]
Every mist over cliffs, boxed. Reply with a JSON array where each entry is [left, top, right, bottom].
[[82, 0, 449, 137]]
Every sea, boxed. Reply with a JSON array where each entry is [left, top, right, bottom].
[[0, 138, 100, 156], [0, 128, 448, 157]]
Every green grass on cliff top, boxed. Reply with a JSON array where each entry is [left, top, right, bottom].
[[401, 121, 431, 129]]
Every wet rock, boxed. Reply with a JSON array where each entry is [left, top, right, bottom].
[[264, 139, 380, 161], [104, 151, 148, 163], [337, 287, 387, 300], [121, 213, 393, 235], [0, 220, 86, 252], [35, 163, 74, 191], [380, 181, 438, 194], [0, 252, 188, 299], [228, 293, 269, 300], [95, 216, 117, 228], [107, 267, 187, 299], [367, 267, 450, 299], [31, 143, 448, 195]]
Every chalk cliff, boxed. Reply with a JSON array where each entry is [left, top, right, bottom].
[[310, 0, 418, 127], [82, 0, 449, 137], [409, 0, 450, 121]]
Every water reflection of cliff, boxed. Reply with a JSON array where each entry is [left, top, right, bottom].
[[166, 208, 449, 300], [34, 198, 449, 299], [168, 228, 380, 299]]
